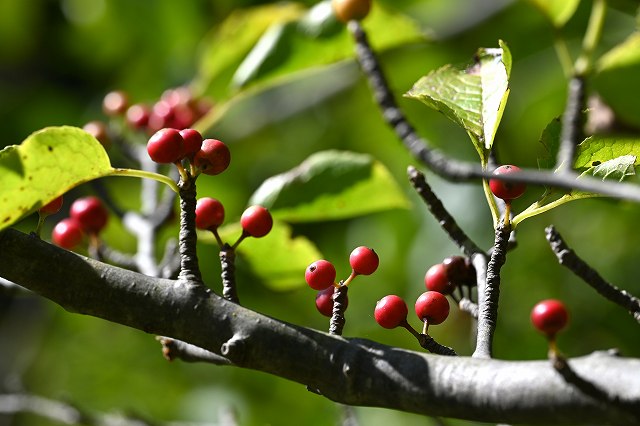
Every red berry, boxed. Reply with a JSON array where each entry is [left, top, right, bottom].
[[305, 260, 336, 291], [315, 286, 348, 317], [70, 196, 108, 234], [424, 263, 455, 295], [489, 165, 526, 201], [349, 246, 379, 275], [415, 291, 450, 325], [39, 195, 64, 215], [126, 104, 151, 129], [103, 90, 128, 116], [83, 121, 110, 149], [240, 205, 273, 238], [193, 138, 230, 175], [443, 256, 476, 286], [195, 198, 225, 230], [374, 295, 408, 329], [179, 128, 203, 158], [52, 218, 84, 249], [332, 0, 372, 23], [531, 299, 569, 337], [147, 100, 175, 132], [147, 128, 184, 164]]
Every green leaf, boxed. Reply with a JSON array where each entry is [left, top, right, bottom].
[[0, 126, 112, 231], [537, 116, 562, 170], [194, 1, 425, 100], [248, 150, 410, 222], [404, 41, 511, 161], [514, 135, 640, 227], [192, 3, 305, 99], [593, 32, 640, 127], [525, 0, 580, 28], [206, 221, 322, 291], [574, 135, 640, 170]]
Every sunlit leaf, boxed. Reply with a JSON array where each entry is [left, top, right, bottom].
[[593, 32, 640, 127], [0, 126, 112, 231], [525, 0, 580, 28], [248, 150, 410, 222], [515, 135, 640, 226], [204, 221, 322, 291], [405, 41, 511, 162]]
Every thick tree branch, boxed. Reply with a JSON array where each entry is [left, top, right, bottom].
[[1, 228, 639, 425]]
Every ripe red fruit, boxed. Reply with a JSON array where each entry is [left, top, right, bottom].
[[332, 0, 372, 23], [424, 263, 455, 295], [374, 295, 408, 329], [415, 291, 450, 326], [315, 286, 348, 317], [349, 246, 379, 275], [531, 299, 569, 337], [147, 128, 184, 164], [52, 218, 84, 249], [179, 128, 203, 158], [193, 138, 230, 175], [126, 104, 151, 129], [240, 205, 273, 238], [195, 198, 225, 230], [443, 255, 476, 286], [70, 196, 108, 234], [489, 165, 526, 201], [39, 195, 64, 215], [305, 260, 337, 291], [83, 121, 110, 149], [103, 90, 128, 116]]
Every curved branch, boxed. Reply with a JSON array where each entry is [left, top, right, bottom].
[[348, 21, 640, 203], [1, 228, 639, 425]]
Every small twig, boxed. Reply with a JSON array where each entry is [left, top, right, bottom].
[[407, 166, 483, 256], [177, 177, 203, 285], [546, 225, 640, 324], [401, 321, 457, 356], [556, 77, 586, 173], [93, 242, 138, 270], [459, 298, 479, 319], [157, 337, 233, 365], [550, 352, 640, 421], [220, 244, 239, 303], [329, 285, 349, 336], [473, 224, 510, 359]]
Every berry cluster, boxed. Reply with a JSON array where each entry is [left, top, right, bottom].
[[305, 246, 379, 317], [424, 255, 476, 297], [51, 196, 109, 249], [195, 197, 273, 249]]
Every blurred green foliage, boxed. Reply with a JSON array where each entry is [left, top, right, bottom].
[[2, 1, 640, 425]]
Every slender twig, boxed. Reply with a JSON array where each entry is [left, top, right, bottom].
[[473, 224, 510, 359], [550, 352, 640, 421], [220, 244, 239, 303], [401, 320, 457, 356], [177, 177, 203, 285], [407, 166, 483, 256], [159, 238, 181, 279], [545, 225, 640, 323], [329, 285, 348, 336], [348, 21, 640, 203], [556, 77, 586, 173], [459, 298, 479, 319], [157, 337, 233, 365], [93, 242, 138, 270]]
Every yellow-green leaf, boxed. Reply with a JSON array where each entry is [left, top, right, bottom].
[[0, 126, 112, 231], [525, 0, 580, 28]]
